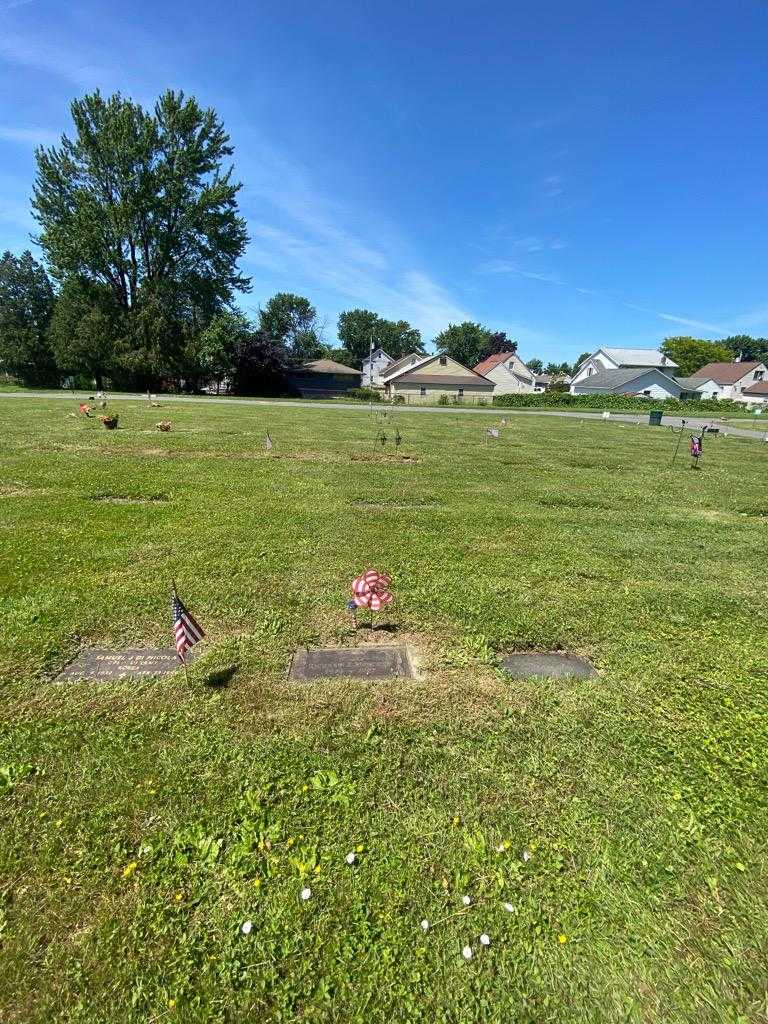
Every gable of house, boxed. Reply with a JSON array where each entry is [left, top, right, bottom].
[[571, 367, 681, 397], [572, 347, 678, 387], [695, 361, 766, 391]]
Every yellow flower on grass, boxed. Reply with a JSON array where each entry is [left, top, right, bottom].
[[175, 892, 183, 902], [313, 865, 321, 875], [355, 844, 365, 853], [286, 837, 295, 849], [558, 934, 568, 944], [252, 878, 262, 889], [168, 999, 176, 1009], [122, 861, 137, 879]]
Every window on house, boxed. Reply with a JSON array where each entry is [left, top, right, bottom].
[[458, 388, 464, 398], [420, 386, 426, 396], [754, 370, 764, 380], [642, 390, 651, 396], [439, 355, 447, 366]]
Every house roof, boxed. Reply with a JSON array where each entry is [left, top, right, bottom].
[[742, 380, 768, 396], [600, 347, 679, 368], [299, 359, 361, 376], [389, 372, 494, 388], [535, 373, 571, 384], [362, 348, 392, 365], [387, 354, 494, 386], [473, 352, 515, 376], [675, 376, 710, 390], [380, 352, 427, 379], [695, 361, 763, 384], [573, 367, 679, 392]]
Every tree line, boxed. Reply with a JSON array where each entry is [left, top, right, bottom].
[[1, 89, 765, 393]]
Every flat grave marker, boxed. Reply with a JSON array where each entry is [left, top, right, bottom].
[[57, 647, 184, 681], [290, 646, 413, 681], [500, 652, 596, 680]]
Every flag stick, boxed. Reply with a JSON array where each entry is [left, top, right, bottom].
[[171, 579, 189, 683], [670, 419, 686, 467]]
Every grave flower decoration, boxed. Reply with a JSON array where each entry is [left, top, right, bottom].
[[351, 569, 393, 612]]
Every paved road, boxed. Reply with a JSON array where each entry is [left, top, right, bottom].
[[2, 390, 766, 441]]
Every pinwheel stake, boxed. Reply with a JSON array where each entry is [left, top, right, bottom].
[[351, 569, 394, 630], [690, 433, 703, 470]]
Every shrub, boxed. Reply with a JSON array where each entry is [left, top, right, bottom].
[[438, 395, 450, 406], [492, 392, 744, 415], [346, 387, 381, 402]]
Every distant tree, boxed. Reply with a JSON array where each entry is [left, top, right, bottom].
[[49, 277, 121, 388], [32, 89, 249, 385], [434, 322, 494, 368], [544, 361, 568, 376], [0, 250, 57, 385], [660, 336, 732, 377], [485, 331, 518, 357], [719, 335, 768, 364], [196, 310, 251, 392], [318, 345, 358, 368], [259, 293, 323, 361], [230, 326, 290, 395], [338, 308, 423, 363], [526, 357, 543, 374]]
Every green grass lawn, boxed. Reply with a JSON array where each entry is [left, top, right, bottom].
[[1, 399, 767, 1023]]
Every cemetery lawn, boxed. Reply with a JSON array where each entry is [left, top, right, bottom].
[[1, 398, 767, 1024]]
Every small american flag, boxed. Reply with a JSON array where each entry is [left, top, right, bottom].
[[265, 433, 273, 450], [172, 590, 205, 663], [487, 427, 499, 439]]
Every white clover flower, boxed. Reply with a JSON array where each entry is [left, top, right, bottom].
[[300, 887, 312, 901], [420, 919, 429, 932], [495, 843, 505, 853], [522, 850, 531, 862], [241, 920, 252, 935], [345, 852, 356, 865], [462, 945, 473, 960], [503, 902, 515, 913], [462, 895, 471, 906], [480, 933, 490, 946]]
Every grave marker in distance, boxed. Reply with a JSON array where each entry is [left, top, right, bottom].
[[500, 652, 596, 680]]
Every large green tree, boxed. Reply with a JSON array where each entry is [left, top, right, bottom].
[[720, 335, 768, 364], [660, 336, 732, 377], [32, 89, 249, 384], [260, 293, 322, 361], [434, 322, 494, 368], [337, 309, 423, 363], [526, 357, 544, 374], [196, 310, 251, 392], [0, 250, 57, 385]]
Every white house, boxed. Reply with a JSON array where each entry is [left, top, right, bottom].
[[741, 381, 768, 407], [361, 348, 394, 387], [471, 351, 536, 394], [694, 361, 767, 402], [570, 347, 678, 391], [570, 367, 682, 399]]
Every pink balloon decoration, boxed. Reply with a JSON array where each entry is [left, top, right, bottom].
[[351, 569, 394, 612]]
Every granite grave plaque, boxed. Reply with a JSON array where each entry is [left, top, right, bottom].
[[290, 646, 412, 681], [57, 647, 184, 681], [500, 652, 596, 680]]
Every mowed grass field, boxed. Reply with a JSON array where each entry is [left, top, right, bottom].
[[1, 398, 767, 1023]]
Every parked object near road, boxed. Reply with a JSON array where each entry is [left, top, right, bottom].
[[649, 410, 663, 426]]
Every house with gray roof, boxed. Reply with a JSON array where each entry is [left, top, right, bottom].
[[570, 367, 682, 399], [570, 347, 678, 391]]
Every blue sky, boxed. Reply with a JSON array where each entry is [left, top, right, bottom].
[[1, 0, 767, 363]]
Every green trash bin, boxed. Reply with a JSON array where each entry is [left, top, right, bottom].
[[649, 410, 663, 427]]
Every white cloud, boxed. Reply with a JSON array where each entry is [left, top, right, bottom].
[[238, 139, 474, 339], [0, 32, 108, 88], [0, 125, 59, 147]]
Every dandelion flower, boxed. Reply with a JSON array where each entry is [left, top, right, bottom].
[[462, 895, 471, 906], [345, 852, 356, 865], [503, 902, 515, 913], [420, 919, 429, 932], [168, 999, 176, 1009], [122, 861, 137, 879], [355, 844, 365, 853], [175, 893, 183, 902], [480, 933, 490, 946], [558, 933, 568, 944], [462, 945, 473, 960], [241, 920, 253, 935], [300, 887, 312, 900], [253, 878, 262, 888]]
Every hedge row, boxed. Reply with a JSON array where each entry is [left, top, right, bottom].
[[492, 391, 746, 415]]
